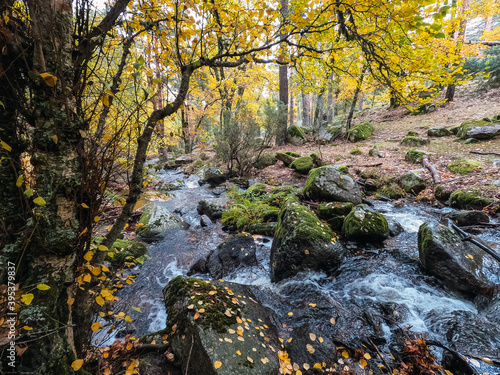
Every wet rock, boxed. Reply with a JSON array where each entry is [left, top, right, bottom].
[[400, 170, 426, 195], [200, 214, 213, 227], [138, 352, 182, 375], [418, 221, 499, 296], [137, 205, 182, 240], [434, 184, 453, 201], [347, 121, 374, 142], [206, 234, 257, 278], [302, 165, 362, 205], [448, 210, 489, 226], [449, 190, 493, 210], [317, 201, 354, 230], [387, 219, 404, 237], [163, 276, 280, 375], [342, 204, 390, 242], [188, 255, 209, 275], [290, 156, 313, 174], [199, 167, 227, 187], [228, 177, 249, 189], [174, 155, 195, 166], [197, 197, 229, 220], [212, 186, 226, 196], [270, 198, 346, 282], [447, 159, 483, 175], [427, 126, 451, 137], [484, 293, 500, 325]]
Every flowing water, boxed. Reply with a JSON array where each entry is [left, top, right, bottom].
[[94, 166, 500, 373]]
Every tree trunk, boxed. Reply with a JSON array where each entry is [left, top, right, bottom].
[[346, 67, 367, 130], [326, 73, 335, 124], [289, 93, 295, 126], [276, 0, 289, 146]]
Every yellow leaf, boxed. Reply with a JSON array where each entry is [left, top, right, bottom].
[[23, 326, 33, 330], [4, 15, 10, 23], [84, 251, 94, 262], [359, 358, 367, 369], [125, 316, 132, 322], [330, 318, 336, 324], [247, 356, 253, 363], [309, 333, 316, 341], [16, 175, 24, 187], [52, 134, 58, 144], [107, 252, 114, 258], [33, 197, 46, 206], [364, 353, 371, 360], [79, 130, 87, 138], [297, 371, 302, 375], [81, 203, 89, 208], [467, 254, 473, 259], [306, 344, 315, 354], [21, 293, 34, 305], [91, 322, 101, 332], [1, 140, 12, 152], [444, 370, 453, 375], [288, 312, 293, 316], [101, 94, 110, 107], [214, 361, 222, 369], [193, 312, 200, 320], [101, 265, 109, 272], [83, 273, 91, 283], [40, 72, 57, 87], [91, 267, 101, 276], [36, 284, 50, 290], [104, 368, 111, 375], [96, 296, 105, 306], [94, 216, 100, 223], [313, 363, 322, 369], [342, 351, 349, 358], [98, 245, 108, 251], [67, 298, 75, 306], [71, 359, 84, 371], [209, 290, 217, 295]]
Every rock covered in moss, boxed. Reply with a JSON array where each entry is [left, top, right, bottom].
[[287, 125, 306, 145], [317, 202, 354, 230], [163, 276, 280, 375], [447, 159, 483, 175], [342, 204, 389, 242], [448, 210, 490, 227], [407, 130, 419, 136], [302, 165, 362, 204], [427, 126, 451, 137], [275, 152, 295, 166], [206, 234, 257, 278], [248, 222, 277, 235], [434, 184, 453, 201], [449, 190, 493, 210], [400, 170, 426, 195], [400, 136, 429, 146], [108, 238, 147, 265], [455, 119, 492, 139], [199, 167, 228, 187], [290, 156, 313, 174], [310, 152, 324, 167], [350, 148, 362, 155], [197, 197, 229, 220], [418, 222, 498, 296], [243, 183, 268, 197], [270, 198, 346, 282], [369, 144, 381, 157], [137, 205, 182, 240], [405, 149, 428, 164], [253, 154, 277, 169], [285, 151, 301, 157], [346, 121, 374, 142]]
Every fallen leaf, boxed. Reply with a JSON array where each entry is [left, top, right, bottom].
[[214, 361, 222, 369], [71, 359, 84, 371]]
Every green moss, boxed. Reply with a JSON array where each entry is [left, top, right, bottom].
[[275, 152, 295, 166], [449, 190, 493, 210], [287, 125, 305, 139], [94, 237, 147, 265], [253, 154, 277, 169], [427, 127, 451, 137], [289, 156, 313, 174], [317, 202, 354, 218], [378, 182, 406, 199], [346, 121, 374, 142], [400, 136, 429, 146], [342, 205, 389, 241], [434, 184, 453, 201], [164, 276, 239, 334], [302, 167, 320, 194], [405, 149, 428, 164], [456, 119, 492, 139], [285, 151, 301, 157], [447, 159, 483, 175], [350, 148, 362, 155], [407, 130, 419, 136], [243, 183, 268, 197]]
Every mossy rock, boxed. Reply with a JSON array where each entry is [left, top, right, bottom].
[[377, 182, 406, 199], [456, 119, 492, 139], [350, 148, 362, 155], [400, 170, 426, 195], [346, 121, 374, 142], [427, 126, 451, 137], [287, 124, 305, 139], [243, 183, 269, 197], [449, 190, 493, 210], [368, 144, 380, 157], [290, 156, 314, 174], [434, 184, 453, 201], [303, 165, 362, 204], [94, 237, 147, 266], [271, 198, 346, 281], [285, 151, 301, 157], [310, 153, 323, 167], [317, 202, 354, 230], [407, 130, 419, 136], [137, 205, 182, 239], [342, 204, 389, 242], [275, 152, 295, 166], [332, 164, 349, 174], [405, 149, 428, 164], [248, 222, 277, 235], [253, 154, 277, 170], [447, 159, 483, 175], [400, 136, 429, 146]]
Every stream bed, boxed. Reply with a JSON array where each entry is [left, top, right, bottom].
[[94, 166, 500, 374]]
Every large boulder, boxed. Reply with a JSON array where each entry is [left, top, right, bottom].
[[163, 276, 281, 375], [275, 152, 295, 166], [199, 168, 227, 187], [287, 125, 306, 145], [418, 221, 499, 296], [464, 124, 500, 139], [302, 165, 362, 204], [206, 234, 258, 279], [447, 159, 483, 175], [253, 154, 277, 169], [270, 198, 346, 282], [346, 121, 374, 142], [289, 156, 313, 174], [448, 210, 490, 226], [137, 205, 182, 240], [400, 136, 429, 146], [400, 170, 426, 195], [342, 204, 389, 242], [317, 202, 354, 230], [404, 149, 428, 164], [197, 197, 229, 220]]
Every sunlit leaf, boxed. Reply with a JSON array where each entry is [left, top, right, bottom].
[[1, 141, 11, 152], [21, 293, 34, 305], [71, 359, 84, 371], [40, 73, 57, 87], [96, 296, 104, 306], [36, 284, 50, 290], [16, 175, 24, 187], [67, 298, 75, 306], [91, 322, 101, 332], [33, 197, 46, 206], [214, 361, 222, 369], [83, 251, 93, 262]]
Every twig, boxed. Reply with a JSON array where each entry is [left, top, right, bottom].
[[346, 163, 383, 167], [369, 338, 393, 373], [422, 155, 441, 184], [184, 334, 195, 375], [426, 340, 477, 373], [470, 151, 500, 157]]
